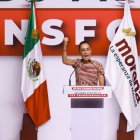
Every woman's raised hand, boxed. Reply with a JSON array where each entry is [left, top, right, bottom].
[[64, 37, 69, 42]]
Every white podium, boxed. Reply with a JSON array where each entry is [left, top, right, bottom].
[[63, 86, 112, 140]]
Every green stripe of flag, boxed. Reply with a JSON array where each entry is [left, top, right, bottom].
[[23, 2, 39, 58]]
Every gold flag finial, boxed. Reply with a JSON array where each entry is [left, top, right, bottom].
[[122, 28, 131, 33], [32, 29, 39, 39]]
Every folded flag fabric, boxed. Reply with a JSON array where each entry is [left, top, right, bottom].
[[105, 1, 140, 131]]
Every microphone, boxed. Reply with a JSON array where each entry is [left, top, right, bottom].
[[69, 69, 75, 86]]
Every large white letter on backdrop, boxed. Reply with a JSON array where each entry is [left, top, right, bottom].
[[42, 19, 64, 46], [76, 20, 96, 45], [5, 20, 27, 45]]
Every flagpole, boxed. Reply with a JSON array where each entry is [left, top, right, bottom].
[[33, 0, 40, 128]]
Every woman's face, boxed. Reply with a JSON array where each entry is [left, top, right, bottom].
[[79, 43, 92, 62]]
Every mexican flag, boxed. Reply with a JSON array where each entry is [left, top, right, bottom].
[[21, 0, 50, 127]]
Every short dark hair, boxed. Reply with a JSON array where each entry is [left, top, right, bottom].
[[78, 41, 90, 51]]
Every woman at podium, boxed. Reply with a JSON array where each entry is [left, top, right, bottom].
[[62, 37, 105, 86]]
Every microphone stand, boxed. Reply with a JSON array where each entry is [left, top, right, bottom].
[[69, 69, 75, 86]]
